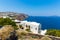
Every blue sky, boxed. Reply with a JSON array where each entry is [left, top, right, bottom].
[[0, 0, 60, 16]]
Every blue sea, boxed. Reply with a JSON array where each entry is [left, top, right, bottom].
[[25, 16, 60, 30]]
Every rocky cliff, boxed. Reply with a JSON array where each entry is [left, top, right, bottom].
[[0, 12, 28, 20]]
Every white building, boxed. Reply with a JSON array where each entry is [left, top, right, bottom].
[[14, 20, 41, 34], [19, 21, 41, 34], [29, 22, 41, 34], [40, 29, 47, 35], [0, 18, 47, 35]]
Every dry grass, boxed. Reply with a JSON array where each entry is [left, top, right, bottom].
[[0, 25, 14, 40], [40, 36, 52, 40]]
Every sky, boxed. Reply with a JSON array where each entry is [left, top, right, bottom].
[[0, 0, 60, 16]]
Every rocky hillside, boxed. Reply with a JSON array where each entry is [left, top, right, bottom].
[[0, 12, 28, 20], [0, 25, 60, 40]]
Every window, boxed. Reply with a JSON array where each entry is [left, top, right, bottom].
[[22, 27, 24, 29], [35, 28, 37, 30]]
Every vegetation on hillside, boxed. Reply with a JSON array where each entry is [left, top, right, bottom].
[[46, 29, 60, 37], [0, 18, 18, 30], [0, 18, 16, 26]]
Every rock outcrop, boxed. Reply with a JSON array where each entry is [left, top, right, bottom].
[[0, 25, 18, 40]]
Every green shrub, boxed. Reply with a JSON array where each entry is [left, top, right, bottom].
[[13, 26, 18, 30], [31, 36, 38, 38], [46, 29, 60, 37], [26, 29, 31, 32], [20, 32, 26, 36], [0, 18, 16, 26], [19, 25, 24, 29], [0, 18, 17, 30]]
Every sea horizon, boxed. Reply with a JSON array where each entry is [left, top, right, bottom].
[[26, 16, 60, 30]]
